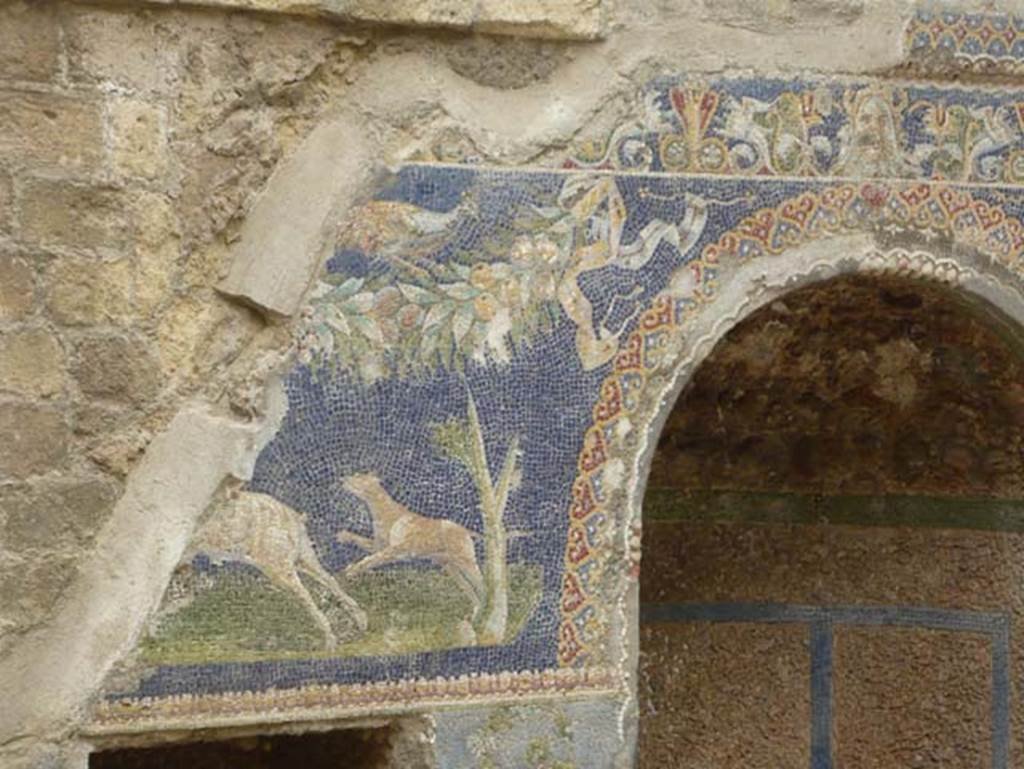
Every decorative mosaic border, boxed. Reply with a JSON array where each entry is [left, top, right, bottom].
[[557, 180, 1024, 666], [563, 77, 1024, 184], [906, 8, 1024, 71], [89, 665, 620, 733]]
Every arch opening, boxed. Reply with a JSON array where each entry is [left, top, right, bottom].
[[637, 272, 1024, 768]]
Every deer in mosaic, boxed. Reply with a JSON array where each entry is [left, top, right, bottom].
[[337, 473, 486, 624], [182, 484, 368, 649]]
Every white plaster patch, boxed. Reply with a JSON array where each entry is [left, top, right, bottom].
[[0, 382, 287, 744]]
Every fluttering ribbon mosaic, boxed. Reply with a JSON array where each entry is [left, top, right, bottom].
[[94, 74, 1024, 729]]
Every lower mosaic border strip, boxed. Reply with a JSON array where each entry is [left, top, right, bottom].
[[86, 666, 621, 735]]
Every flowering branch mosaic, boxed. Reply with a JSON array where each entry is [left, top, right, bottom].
[[298, 175, 707, 377]]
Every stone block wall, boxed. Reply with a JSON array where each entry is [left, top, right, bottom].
[[0, 0, 371, 663]]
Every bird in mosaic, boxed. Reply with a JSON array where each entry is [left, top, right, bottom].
[[339, 192, 478, 276]]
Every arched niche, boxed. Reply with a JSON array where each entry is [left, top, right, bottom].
[[637, 269, 1024, 768], [551, 212, 1024, 765], [561, 220, 1024, 683]]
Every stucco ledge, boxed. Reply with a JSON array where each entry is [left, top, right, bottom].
[[72, 0, 608, 39]]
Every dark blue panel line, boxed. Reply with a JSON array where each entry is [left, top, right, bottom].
[[642, 602, 1005, 634], [825, 606, 1003, 634], [810, 620, 834, 769], [641, 602, 823, 625], [992, 616, 1011, 769]]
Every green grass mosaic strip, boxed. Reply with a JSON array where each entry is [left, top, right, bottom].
[[643, 488, 1024, 532]]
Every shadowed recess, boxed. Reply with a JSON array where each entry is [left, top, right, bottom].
[[648, 273, 1024, 506], [88, 727, 394, 769]]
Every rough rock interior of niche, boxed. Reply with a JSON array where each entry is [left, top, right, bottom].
[[639, 273, 1024, 769], [93, 72, 1024, 734]]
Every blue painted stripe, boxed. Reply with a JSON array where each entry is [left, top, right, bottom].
[[826, 605, 1003, 634], [642, 602, 1004, 634], [991, 615, 1011, 769], [809, 620, 833, 769], [641, 602, 819, 625]]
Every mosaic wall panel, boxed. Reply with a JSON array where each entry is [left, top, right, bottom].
[[433, 698, 625, 769], [93, 75, 1024, 730]]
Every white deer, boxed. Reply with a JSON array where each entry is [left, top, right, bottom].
[[181, 485, 368, 649]]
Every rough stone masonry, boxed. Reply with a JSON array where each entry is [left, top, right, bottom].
[[2, 1, 1023, 768]]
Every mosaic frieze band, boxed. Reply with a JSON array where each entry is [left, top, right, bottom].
[[564, 76, 1024, 184], [93, 74, 1024, 729], [906, 8, 1024, 71], [91, 667, 617, 732]]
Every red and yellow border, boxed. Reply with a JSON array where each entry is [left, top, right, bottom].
[[558, 180, 1024, 666]]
